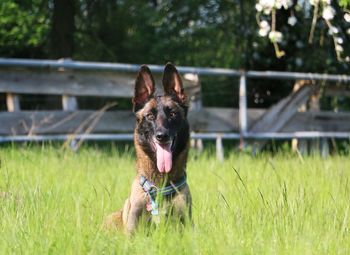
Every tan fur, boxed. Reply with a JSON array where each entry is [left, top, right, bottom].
[[104, 64, 191, 235], [105, 118, 191, 234], [104, 142, 191, 233]]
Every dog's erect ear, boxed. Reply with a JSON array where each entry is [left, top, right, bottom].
[[162, 63, 187, 103], [133, 65, 155, 112]]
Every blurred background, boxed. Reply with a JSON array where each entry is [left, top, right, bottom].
[[0, 0, 349, 154], [1, 0, 349, 108]]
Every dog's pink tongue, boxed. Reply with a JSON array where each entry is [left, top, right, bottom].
[[155, 143, 172, 173]]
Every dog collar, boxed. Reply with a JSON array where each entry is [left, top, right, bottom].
[[139, 174, 187, 215]]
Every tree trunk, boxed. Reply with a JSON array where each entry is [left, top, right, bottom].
[[51, 0, 75, 58]]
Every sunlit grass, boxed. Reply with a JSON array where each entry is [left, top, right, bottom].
[[0, 144, 349, 254]]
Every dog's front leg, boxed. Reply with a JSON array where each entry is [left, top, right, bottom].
[[124, 201, 143, 234], [172, 185, 192, 224], [123, 178, 146, 234]]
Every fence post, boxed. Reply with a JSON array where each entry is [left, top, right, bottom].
[[239, 72, 247, 149], [190, 74, 204, 153], [321, 138, 329, 158], [62, 95, 78, 111], [216, 135, 224, 162], [62, 94, 78, 150], [6, 93, 20, 112]]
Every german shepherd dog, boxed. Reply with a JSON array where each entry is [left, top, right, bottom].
[[105, 63, 192, 234]]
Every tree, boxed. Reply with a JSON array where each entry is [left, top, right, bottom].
[[0, 0, 50, 58], [51, 0, 75, 58]]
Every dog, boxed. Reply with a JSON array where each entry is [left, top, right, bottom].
[[105, 63, 192, 234]]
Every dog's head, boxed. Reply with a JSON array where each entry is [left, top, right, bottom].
[[132, 63, 189, 173]]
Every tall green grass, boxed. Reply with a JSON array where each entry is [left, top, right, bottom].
[[0, 144, 349, 254]]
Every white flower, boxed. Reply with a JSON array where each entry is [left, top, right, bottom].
[[335, 45, 343, 52], [269, 31, 283, 43], [255, 3, 263, 12], [309, 0, 319, 6], [259, 0, 275, 8], [275, 1, 283, 9], [336, 37, 343, 44], [259, 29, 268, 37], [344, 13, 350, 23], [322, 6, 335, 20], [258, 0, 274, 14], [260, 20, 270, 28], [259, 20, 271, 36], [321, 0, 331, 4], [263, 8, 272, 15], [288, 16, 297, 26], [259, 27, 270, 37], [274, 0, 293, 9], [281, 0, 293, 9], [328, 26, 339, 35]]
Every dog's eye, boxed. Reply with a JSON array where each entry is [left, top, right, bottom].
[[169, 111, 177, 118], [146, 113, 155, 120]]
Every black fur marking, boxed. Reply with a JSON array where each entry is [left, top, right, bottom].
[[135, 96, 189, 162]]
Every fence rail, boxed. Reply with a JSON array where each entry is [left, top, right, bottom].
[[1, 131, 349, 143], [1, 58, 350, 81], [1, 58, 350, 157]]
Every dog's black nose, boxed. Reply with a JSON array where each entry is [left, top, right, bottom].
[[155, 131, 170, 143]]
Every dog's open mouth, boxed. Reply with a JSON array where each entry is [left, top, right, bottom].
[[154, 137, 176, 173]]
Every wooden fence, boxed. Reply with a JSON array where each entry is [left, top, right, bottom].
[[1, 58, 350, 158]]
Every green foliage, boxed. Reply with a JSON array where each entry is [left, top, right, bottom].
[[1, 145, 350, 254], [0, 0, 348, 72], [0, 0, 348, 108], [0, 0, 50, 57], [0, 0, 348, 71], [340, 0, 350, 8], [73, 0, 258, 69]]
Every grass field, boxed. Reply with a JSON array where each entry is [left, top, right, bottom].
[[0, 144, 349, 254]]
